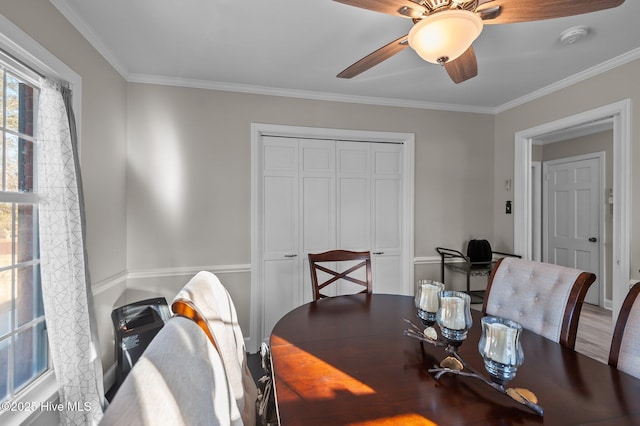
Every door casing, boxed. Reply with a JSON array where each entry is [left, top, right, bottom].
[[514, 99, 630, 322]]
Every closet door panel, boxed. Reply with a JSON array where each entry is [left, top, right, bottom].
[[372, 177, 403, 294], [262, 137, 299, 338], [264, 175, 297, 254], [338, 177, 370, 249], [301, 140, 335, 303], [372, 255, 403, 294], [371, 143, 403, 294], [263, 259, 297, 338], [337, 142, 370, 250], [374, 179, 402, 249], [302, 177, 334, 251], [263, 137, 298, 257]]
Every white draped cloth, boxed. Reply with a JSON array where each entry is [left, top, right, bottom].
[[100, 317, 233, 426], [101, 271, 257, 425], [174, 271, 257, 426]]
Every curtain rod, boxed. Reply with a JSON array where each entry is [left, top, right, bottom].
[[0, 47, 45, 83]]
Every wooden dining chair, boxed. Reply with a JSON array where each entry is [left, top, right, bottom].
[[308, 250, 372, 301], [608, 282, 640, 379], [482, 257, 596, 349]]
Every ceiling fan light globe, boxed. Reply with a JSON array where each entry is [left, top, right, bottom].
[[408, 10, 483, 64]]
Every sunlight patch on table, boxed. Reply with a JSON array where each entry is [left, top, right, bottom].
[[272, 337, 375, 401], [350, 413, 438, 425]]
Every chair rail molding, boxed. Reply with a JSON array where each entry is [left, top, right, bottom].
[[413, 256, 469, 265], [126, 264, 251, 280]]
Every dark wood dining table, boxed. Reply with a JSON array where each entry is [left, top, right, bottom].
[[269, 294, 640, 425]]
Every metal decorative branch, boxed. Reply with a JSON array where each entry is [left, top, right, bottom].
[[403, 319, 544, 417]]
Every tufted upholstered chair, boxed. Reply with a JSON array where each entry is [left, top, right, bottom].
[[482, 257, 596, 349], [608, 282, 640, 379]]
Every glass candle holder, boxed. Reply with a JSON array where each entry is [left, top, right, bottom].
[[415, 280, 444, 326], [478, 316, 524, 384], [436, 291, 472, 345]]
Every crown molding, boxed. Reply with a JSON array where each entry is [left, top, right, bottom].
[[495, 47, 640, 114], [50, 0, 129, 78], [47, 0, 640, 115], [127, 73, 494, 114]]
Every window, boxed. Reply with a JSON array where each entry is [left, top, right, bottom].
[[0, 59, 45, 403]]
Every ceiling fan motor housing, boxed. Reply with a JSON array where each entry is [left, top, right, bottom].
[[422, 0, 479, 13]]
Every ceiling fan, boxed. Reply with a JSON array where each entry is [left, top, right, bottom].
[[335, 0, 625, 84]]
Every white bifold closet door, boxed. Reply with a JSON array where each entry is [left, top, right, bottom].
[[261, 136, 404, 341]]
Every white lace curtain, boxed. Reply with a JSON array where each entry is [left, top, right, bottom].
[[37, 78, 104, 425]]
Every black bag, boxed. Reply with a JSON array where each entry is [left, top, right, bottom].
[[256, 343, 277, 426], [466, 239, 492, 269]]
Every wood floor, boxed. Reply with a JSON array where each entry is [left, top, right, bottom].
[[575, 303, 613, 364]]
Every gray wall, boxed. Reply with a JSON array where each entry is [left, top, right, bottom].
[[125, 83, 497, 334]]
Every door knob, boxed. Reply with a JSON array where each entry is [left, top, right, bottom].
[[588, 237, 597, 243]]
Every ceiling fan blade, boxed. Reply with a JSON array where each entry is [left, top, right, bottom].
[[444, 46, 478, 84], [338, 35, 409, 78], [478, 0, 624, 24], [333, 0, 426, 19]]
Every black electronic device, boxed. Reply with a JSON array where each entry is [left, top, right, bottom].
[[111, 297, 171, 389]]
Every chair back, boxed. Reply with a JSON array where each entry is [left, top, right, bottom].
[[172, 271, 257, 426], [308, 250, 372, 301], [100, 317, 235, 426], [608, 282, 640, 379], [482, 257, 596, 349]]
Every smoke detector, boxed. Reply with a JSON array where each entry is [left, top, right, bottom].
[[560, 26, 590, 45]]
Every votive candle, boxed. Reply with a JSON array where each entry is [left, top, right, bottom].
[[418, 281, 442, 312], [440, 296, 466, 330], [483, 322, 519, 365]]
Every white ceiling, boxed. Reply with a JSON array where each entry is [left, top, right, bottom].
[[52, 0, 639, 113]]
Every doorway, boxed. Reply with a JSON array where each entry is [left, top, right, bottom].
[[514, 100, 631, 323]]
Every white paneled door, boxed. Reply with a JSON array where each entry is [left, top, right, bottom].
[[301, 139, 336, 302], [262, 137, 300, 341], [259, 136, 405, 343], [544, 155, 602, 305], [371, 143, 403, 294]]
